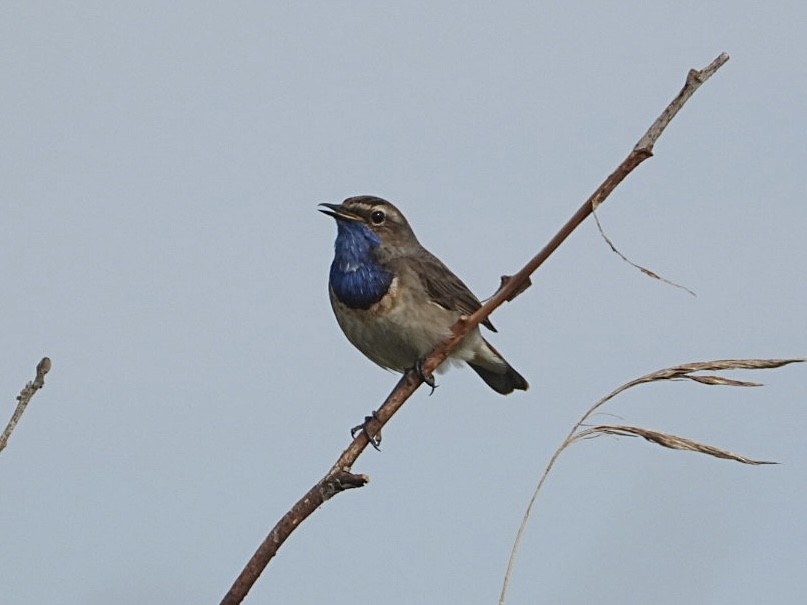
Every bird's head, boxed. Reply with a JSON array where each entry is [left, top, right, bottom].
[[319, 196, 419, 253]]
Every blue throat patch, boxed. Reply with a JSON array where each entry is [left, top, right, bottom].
[[329, 220, 393, 310]]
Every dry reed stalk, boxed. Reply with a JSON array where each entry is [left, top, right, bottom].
[[499, 358, 804, 604]]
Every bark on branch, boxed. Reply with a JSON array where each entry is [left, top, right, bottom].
[[0, 357, 52, 455]]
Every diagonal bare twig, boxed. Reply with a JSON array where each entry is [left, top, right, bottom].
[[0, 357, 52, 455], [221, 53, 731, 605]]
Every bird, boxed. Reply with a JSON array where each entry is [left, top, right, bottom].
[[319, 195, 528, 395]]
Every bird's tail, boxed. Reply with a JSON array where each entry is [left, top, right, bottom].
[[468, 339, 529, 395]]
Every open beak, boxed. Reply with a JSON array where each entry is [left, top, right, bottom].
[[318, 203, 362, 222]]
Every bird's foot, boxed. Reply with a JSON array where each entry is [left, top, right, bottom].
[[414, 359, 438, 396], [351, 410, 382, 451]]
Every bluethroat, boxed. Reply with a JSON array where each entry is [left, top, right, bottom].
[[320, 195, 529, 395]]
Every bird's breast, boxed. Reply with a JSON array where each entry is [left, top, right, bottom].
[[329, 273, 471, 373], [329, 276, 416, 371], [329, 258, 394, 310]]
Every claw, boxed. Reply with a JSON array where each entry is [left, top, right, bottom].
[[351, 410, 382, 450], [414, 359, 438, 396]]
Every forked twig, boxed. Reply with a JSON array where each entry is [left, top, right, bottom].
[[221, 53, 730, 604]]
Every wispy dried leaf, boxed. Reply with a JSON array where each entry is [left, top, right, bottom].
[[662, 358, 804, 375], [576, 425, 778, 465], [578, 359, 805, 423], [626, 358, 805, 393], [686, 375, 762, 387], [592, 207, 697, 296]]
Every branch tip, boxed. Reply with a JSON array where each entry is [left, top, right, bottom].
[[1, 357, 52, 456]]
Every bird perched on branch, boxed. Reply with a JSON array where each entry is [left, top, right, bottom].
[[319, 195, 528, 395]]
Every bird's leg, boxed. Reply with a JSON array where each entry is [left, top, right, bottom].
[[414, 359, 438, 396], [351, 410, 382, 450]]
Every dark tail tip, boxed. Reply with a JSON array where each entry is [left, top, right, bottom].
[[468, 362, 529, 395]]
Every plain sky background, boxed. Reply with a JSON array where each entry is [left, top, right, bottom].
[[1, 2, 805, 604]]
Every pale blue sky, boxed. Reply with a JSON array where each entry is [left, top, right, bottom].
[[1, 2, 805, 604]]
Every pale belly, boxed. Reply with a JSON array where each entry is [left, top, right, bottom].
[[329, 280, 482, 373]]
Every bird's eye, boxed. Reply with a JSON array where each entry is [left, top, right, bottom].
[[370, 210, 386, 225]]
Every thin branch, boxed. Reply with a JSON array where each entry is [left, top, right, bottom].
[[0, 357, 52, 455], [220, 53, 731, 604], [632, 53, 729, 154], [498, 357, 803, 604]]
